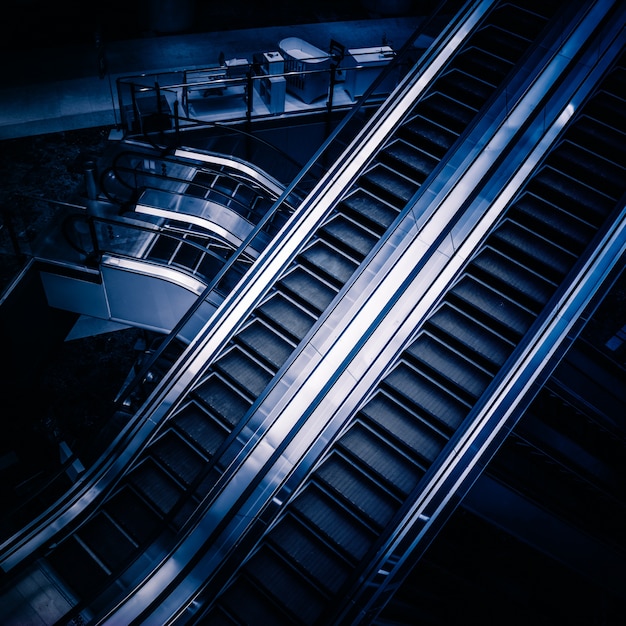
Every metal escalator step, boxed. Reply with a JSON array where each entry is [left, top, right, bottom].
[[569, 116, 626, 165], [419, 91, 477, 134], [76, 513, 136, 572], [47, 536, 109, 598], [551, 141, 625, 199], [279, 266, 338, 315], [489, 3, 552, 40], [104, 486, 162, 545], [291, 485, 376, 560], [490, 219, 576, 282], [401, 115, 458, 159], [128, 458, 184, 515], [214, 575, 297, 626], [237, 319, 295, 370], [470, 24, 532, 63], [320, 214, 379, 260], [471, 247, 555, 311], [172, 402, 229, 457], [436, 68, 495, 110], [299, 240, 359, 286], [150, 430, 205, 486], [315, 454, 399, 529], [601, 62, 625, 98], [450, 275, 535, 341], [585, 92, 626, 134], [381, 139, 439, 184], [339, 190, 400, 233], [258, 292, 317, 341], [268, 515, 351, 595], [359, 392, 448, 464], [426, 304, 513, 371], [194, 374, 253, 426], [361, 163, 419, 206], [383, 362, 469, 432], [453, 47, 513, 87], [337, 422, 424, 497], [214, 346, 274, 397], [405, 332, 493, 400], [243, 547, 327, 626], [511, 194, 589, 254], [528, 166, 615, 227]]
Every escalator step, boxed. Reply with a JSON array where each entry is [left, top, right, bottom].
[[405, 332, 493, 400], [194, 374, 253, 426], [360, 392, 448, 464], [321, 214, 379, 260], [299, 240, 359, 285], [449, 275, 535, 340], [528, 167, 614, 226], [279, 266, 338, 315], [361, 163, 419, 206], [436, 68, 494, 110], [585, 92, 626, 134], [104, 485, 162, 545], [454, 47, 513, 87], [470, 24, 531, 64], [471, 247, 556, 311], [511, 194, 589, 254], [268, 515, 351, 595], [383, 362, 469, 431], [381, 139, 439, 184], [339, 190, 400, 233], [172, 402, 229, 457], [258, 292, 317, 342], [568, 116, 626, 165], [214, 347, 274, 397], [291, 485, 376, 560], [237, 319, 295, 370], [244, 547, 327, 625], [338, 423, 424, 497], [490, 3, 551, 40], [426, 304, 514, 371], [551, 141, 625, 199], [150, 431, 205, 486], [128, 458, 184, 515], [215, 575, 298, 626], [490, 219, 576, 282], [419, 91, 477, 134], [316, 454, 399, 529], [47, 536, 109, 598], [401, 115, 459, 159], [76, 513, 136, 572]]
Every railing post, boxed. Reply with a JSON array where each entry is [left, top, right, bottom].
[[327, 39, 345, 135], [174, 99, 180, 146]]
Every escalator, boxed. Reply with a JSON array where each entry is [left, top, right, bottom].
[[1, 2, 619, 625], [186, 28, 626, 626]]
